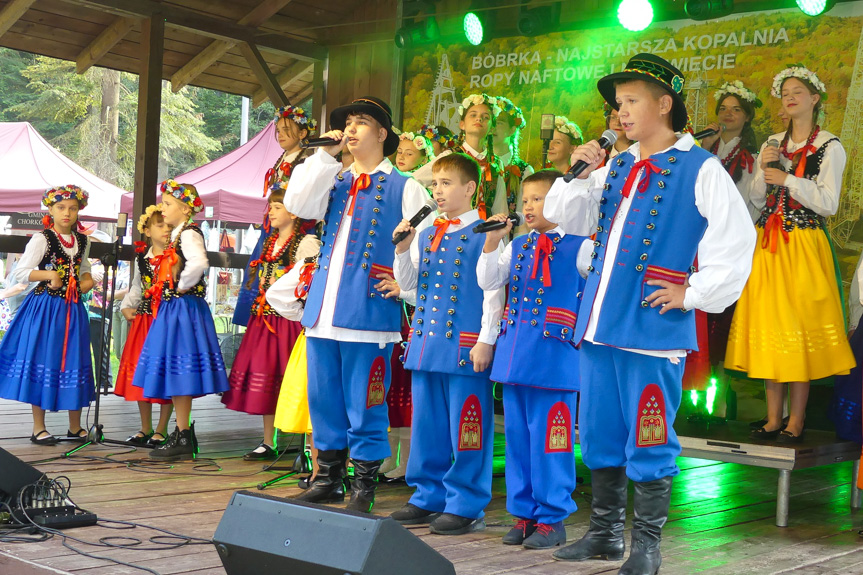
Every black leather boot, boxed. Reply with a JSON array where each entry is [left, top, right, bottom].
[[346, 458, 383, 513], [553, 467, 627, 562], [295, 448, 348, 504], [149, 426, 195, 461], [619, 476, 673, 575]]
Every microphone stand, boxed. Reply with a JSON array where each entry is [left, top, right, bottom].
[[64, 225, 136, 456]]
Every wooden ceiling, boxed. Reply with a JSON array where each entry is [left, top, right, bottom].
[[0, 0, 370, 106]]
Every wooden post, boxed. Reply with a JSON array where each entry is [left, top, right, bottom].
[[312, 58, 326, 130], [132, 14, 164, 235], [389, 0, 406, 126]]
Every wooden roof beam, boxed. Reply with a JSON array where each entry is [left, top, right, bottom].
[[63, 0, 326, 61], [239, 41, 288, 107], [0, 0, 36, 38], [171, 0, 294, 92], [252, 60, 313, 107], [76, 15, 136, 74]]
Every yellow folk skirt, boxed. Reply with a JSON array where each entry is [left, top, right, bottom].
[[273, 330, 313, 433], [725, 227, 855, 383]]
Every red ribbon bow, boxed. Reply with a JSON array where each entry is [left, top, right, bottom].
[[60, 273, 79, 372], [621, 159, 661, 198], [146, 248, 178, 317], [430, 217, 460, 252], [530, 233, 554, 287], [730, 149, 754, 175], [134, 241, 148, 254], [346, 173, 371, 217], [263, 168, 275, 196], [789, 144, 817, 178], [295, 261, 316, 299]]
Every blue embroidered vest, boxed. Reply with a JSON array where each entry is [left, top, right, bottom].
[[491, 231, 586, 391], [303, 170, 408, 332], [403, 219, 489, 377], [575, 147, 711, 351]]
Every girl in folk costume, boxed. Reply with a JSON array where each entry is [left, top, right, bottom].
[[699, 81, 762, 222], [221, 189, 320, 460], [726, 65, 856, 443], [115, 205, 173, 446], [395, 131, 434, 174], [453, 94, 504, 219], [493, 96, 534, 213], [545, 116, 583, 172], [132, 181, 229, 460], [233, 105, 317, 326], [694, 81, 763, 407], [0, 186, 95, 444], [420, 123, 456, 157]]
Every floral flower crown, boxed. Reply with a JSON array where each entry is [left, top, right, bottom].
[[420, 124, 456, 148], [494, 96, 525, 129], [458, 93, 502, 118], [274, 105, 318, 133], [136, 203, 164, 234], [771, 65, 827, 99], [160, 179, 204, 214], [42, 185, 89, 209], [715, 80, 762, 107], [398, 131, 434, 156], [554, 116, 583, 142]]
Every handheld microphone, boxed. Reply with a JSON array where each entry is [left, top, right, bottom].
[[392, 199, 437, 245], [472, 212, 524, 234], [301, 137, 343, 149], [766, 138, 782, 169], [563, 130, 617, 183], [692, 125, 724, 140]]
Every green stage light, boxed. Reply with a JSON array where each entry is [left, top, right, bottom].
[[706, 377, 718, 415], [618, 0, 654, 32], [690, 389, 699, 407], [464, 11, 484, 45], [797, 0, 833, 16]]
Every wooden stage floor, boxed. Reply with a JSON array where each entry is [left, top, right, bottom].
[[1, 395, 862, 575]]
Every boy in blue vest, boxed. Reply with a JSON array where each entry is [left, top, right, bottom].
[[545, 55, 756, 573], [282, 96, 434, 513], [388, 153, 504, 535], [476, 169, 588, 549]]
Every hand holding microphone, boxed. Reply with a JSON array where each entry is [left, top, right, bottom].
[[564, 130, 618, 182], [476, 213, 522, 251], [762, 138, 788, 188], [392, 198, 437, 250], [304, 130, 348, 157]]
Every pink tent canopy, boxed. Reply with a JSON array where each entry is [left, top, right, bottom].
[[121, 122, 284, 224], [0, 122, 126, 220]]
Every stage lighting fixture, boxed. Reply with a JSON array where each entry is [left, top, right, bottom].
[[395, 17, 440, 49], [517, 2, 562, 36], [395, 1, 440, 49], [684, 0, 734, 20], [464, 11, 484, 45], [796, 0, 836, 16], [618, 0, 654, 32]]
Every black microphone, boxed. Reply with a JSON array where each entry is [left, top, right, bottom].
[[301, 137, 342, 149], [563, 130, 617, 182], [692, 125, 724, 140], [766, 138, 782, 169], [472, 212, 524, 234], [392, 199, 437, 245]]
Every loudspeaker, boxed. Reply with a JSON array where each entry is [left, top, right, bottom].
[[0, 447, 45, 503], [213, 491, 456, 575]]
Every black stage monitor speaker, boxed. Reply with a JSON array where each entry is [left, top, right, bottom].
[[213, 491, 456, 575], [0, 447, 45, 503]]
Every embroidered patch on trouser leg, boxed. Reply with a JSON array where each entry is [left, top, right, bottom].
[[545, 401, 572, 453], [458, 394, 483, 450], [636, 383, 667, 447]]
